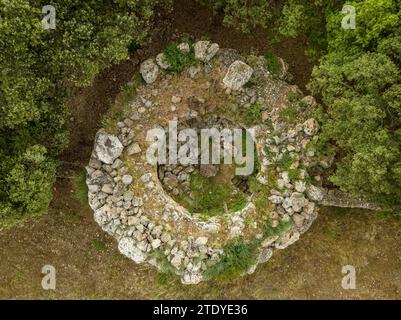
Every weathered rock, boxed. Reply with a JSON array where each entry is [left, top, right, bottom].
[[301, 96, 317, 108], [94, 131, 123, 164], [127, 216, 139, 226], [306, 184, 325, 202], [247, 264, 257, 275], [292, 213, 305, 227], [223, 61, 253, 90], [101, 184, 114, 194], [127, 143, 141, 155], [195, 236, 208, 246], [261, 235, 279, 248], [88, 184, 99, 193], [171, 254, 183, 269], [177, 42, 190, 53], [89, 158, 102, 169], [171, 95, 182, 103], [118, 237, 147, 263], [163, 175, 179, 190], [151, 239, 161, 249], [294, 181, 306, 193], [156, 53, 171, 70], [258, 249, 273, 263], [278, 57, 289, 80], [188, 65, 201, 78], [140, 59, 159, 84], [122, 175, 133, 185], [303, 118, 319, 136], [268, 195, 283, 204], [194, 40, 219, 62], [275, 230, 300, 249], [181, 271, 202, 285], [290, 192, 309, 212]]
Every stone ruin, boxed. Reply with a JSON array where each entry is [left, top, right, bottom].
[[86, 40, 325, 284]]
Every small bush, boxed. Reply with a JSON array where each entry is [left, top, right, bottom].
[[275, 151, 293, 170], [204, 237, 257, 281], [163, 40, 198, 74]]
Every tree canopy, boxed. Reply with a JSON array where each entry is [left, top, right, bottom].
[[0, 0, 171, 228]]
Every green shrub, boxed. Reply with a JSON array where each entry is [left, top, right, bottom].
[[275, 151, 293, 170], [0, 145, 57, 229], [308, 0, 401, 206], [204, 237, 257, 281], [163, 40, 198, 74], [197, 0, 273, 33], [0, 0, 171, 227]]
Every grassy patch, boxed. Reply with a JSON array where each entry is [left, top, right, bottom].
[[287, 94, 297, 103], [287, 168, 301, 180], [203, 218, 291, 281], [264, 50, 281, 78], [375, 211, 401, 221], [258, 219, 293, 241], [248, 169, 277, 215], [151, 250, 179, 286], [239, 102, 263, 126], [323, 225, 340, 240], [204, 237, 258, 281], [71, 170, 88, 205], [163, 39, 198, 74], [275, 151, 293, 170], [178, 172, 248, 216], [91, 239, 107, 252], [299, 100, 308, 111], [279, 106, 299, 124]]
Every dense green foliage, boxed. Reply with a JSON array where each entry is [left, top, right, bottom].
[[309, 0, 401, 205], [198, 0, 273, 33], [0, 0, 170, 228]]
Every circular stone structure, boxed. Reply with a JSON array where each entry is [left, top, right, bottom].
[[86, 40, 323, 284]]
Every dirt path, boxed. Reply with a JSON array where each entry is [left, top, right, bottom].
[[1, 1, 400, 299]]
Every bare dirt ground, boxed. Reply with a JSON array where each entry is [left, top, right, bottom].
[[1, 0, 400, 299]]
